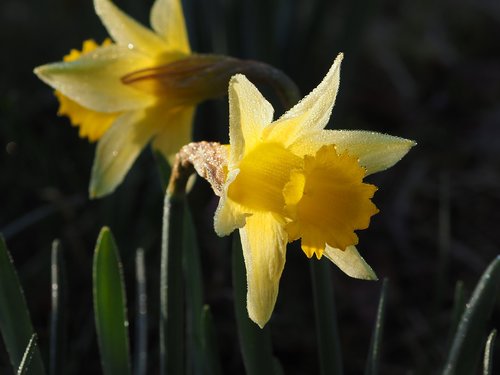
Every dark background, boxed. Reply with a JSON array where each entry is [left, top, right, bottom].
[[1, 0, 500, 373]]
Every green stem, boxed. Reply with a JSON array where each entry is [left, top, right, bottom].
[[310, 260, 343, 375]]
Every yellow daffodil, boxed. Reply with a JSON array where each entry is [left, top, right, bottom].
[[34, 0, 196, 198], [213, 53, 415, 327]]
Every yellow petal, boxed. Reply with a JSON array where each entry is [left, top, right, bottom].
[[34, 45, 155, 112], [151, 106, 195, 163], [284, 145, 379, 258], [214, 169, 250, 236], [94, 0, 169, 56], [323, 245, 377, 280], [228, 74, 274, 166], [150, 0, 191, 54], [89, 108, 160, 198], [239, 213, 287, 328], [265, 53, 343, 147], [227, 142, 301, 215], [291, 130, 416, 175], [54, 91, 118, 142]]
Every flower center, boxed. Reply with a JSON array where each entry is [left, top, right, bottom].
[[55, 39, 120, 142], [228, 142, 302, 214], [284, 145, 379, 259]]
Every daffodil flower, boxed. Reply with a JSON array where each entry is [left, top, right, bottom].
[[34, 0, 196, 198], [213, 53, 415, 327]]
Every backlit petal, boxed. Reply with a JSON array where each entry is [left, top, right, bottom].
[[89, 108, 160, 198], [240, 213, 287, 328], [54, 91, 118, 142], [94, 0, 168, 55], [151, 106, 195, 163], [34, 45, 155, 112], [323, 245, 377, 280], [265, 53, 343, 147], [150, 0, 191, 54], [292, 130, 416, 175], [228, 74, 274, 166], [214, 169, 250, 236]]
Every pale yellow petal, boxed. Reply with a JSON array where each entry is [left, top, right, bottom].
[[89, 108, 160, 198], [290, 130, 416, 175], [323, 245, 377, 280], [213, 169, 250, 236], [150, 0, 191, 54], [239, 213, 287, 328], [228, 74, 274, 166], [151, 106, 195, 163], [94, 0, 168, 55], [265, 53, 343, 147], [34, 45, 155, 112]]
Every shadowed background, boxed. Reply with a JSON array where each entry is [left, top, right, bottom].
[[1, 0, 500, 373]]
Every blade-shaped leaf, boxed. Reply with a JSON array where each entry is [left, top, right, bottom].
[[50, 240, 67, 375], [134, 248, 148, 375], [154, 150, 172, 191], [310, 260, 343, 375], [483, 329, 496, 375], [159, 192, 185, 375], [232, 232, 277, 375], [0, 234, 45, 375], [201, 305, 222, 375], [443, 256, 500, 375], [365, 278, 389, 375], [17, 333, 38, 375], [93, 227, 131, 375], [183, 205, 205, 375]]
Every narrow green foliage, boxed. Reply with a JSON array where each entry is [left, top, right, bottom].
[[201, 305, 222, 375], [483, 330, 496, 375], [232, 233, 278, 375], [17, 334, 38, 375], [443, 256, 500, 375], [93, 227, 131, 375], [50, 240, 67, 375], [159, 192, 185, 375], [134, 249, 148, 375], [310, 260, 343, 375], [0, 234, 45, 375], [183, 206, 206, 375], [365, 278, 389, 375], [154, 150, 172, 190]]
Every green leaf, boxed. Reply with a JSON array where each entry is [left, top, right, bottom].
[[443, 256, 500, 375], [17, 334, 38, 375], [183, 206, 205, 375], [49, 240, 67, 375], [133, 248, 148, 375], [154, 150, 172, 191], [232, 232, 278, 375], [93, 227, 131, 375], [201, 305, 222, 375], [0, 234, 45, 375], [483, 329, 496, 375], [365, 278, 389, 375], [310, 260, 343, 375], [159, 192, 185, 375]]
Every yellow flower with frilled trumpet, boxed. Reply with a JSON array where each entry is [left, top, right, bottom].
[[213, 54, 415, 327], [35, 0, 193, 198]]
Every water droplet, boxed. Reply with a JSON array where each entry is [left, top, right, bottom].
[[128, 43, 134, 50], [112, 150, 118, 157]]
